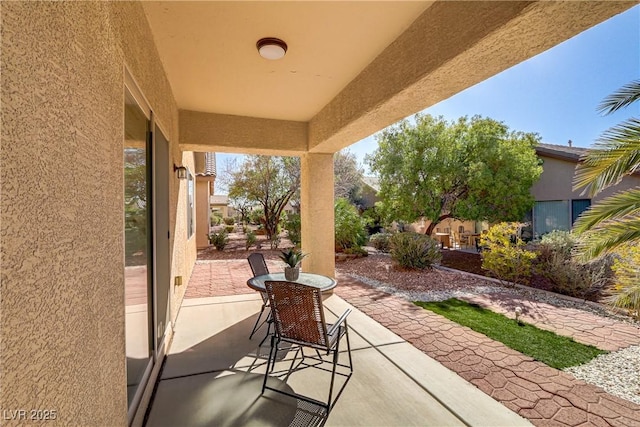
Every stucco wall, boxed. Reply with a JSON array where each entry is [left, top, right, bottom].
[[531, 155, 640, 202], [1, 2, 194, 424], [196, 180, 212, 248]]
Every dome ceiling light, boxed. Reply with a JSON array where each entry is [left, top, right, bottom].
[[256, 37, 288, 60]]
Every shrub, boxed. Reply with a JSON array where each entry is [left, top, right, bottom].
[[249, 209, 264, 225], [534, 231, 611, 299], [369, 232, 392, 252], [209, 230, 229, 251], [335, 198, 367, 251], [540, 230, 576, 258], [609, 244, 640, 319], [223, 217, 235, 226], [225, 225, 235, 233], [210, 212, 223, 226], [284, 213, 301, 246], [481, 222, 537, 286], [245, 230, 257, 250], [343, 246, 368, 256], [390, 232, 441, 270]]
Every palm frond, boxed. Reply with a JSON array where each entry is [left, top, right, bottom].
[[597, 80, 640, 115], [573, 216, 640, 261], [573, 119, 640, 196], [572, 188, 640, 233]]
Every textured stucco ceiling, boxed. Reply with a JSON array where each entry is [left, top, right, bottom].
[[142, 1, 432, 121], [143, 1, 636, 155]]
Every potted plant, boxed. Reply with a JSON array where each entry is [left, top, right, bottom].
[[279, 248, 308, 281]]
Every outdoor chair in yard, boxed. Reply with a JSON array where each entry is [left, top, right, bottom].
[[247, 253, 271, 340], [262, 280, 353, 413]]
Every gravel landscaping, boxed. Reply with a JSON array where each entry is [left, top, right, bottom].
[[336, 253, 640, 406]]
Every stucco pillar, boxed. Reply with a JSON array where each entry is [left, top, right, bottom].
[[300, 153, 335, 277]]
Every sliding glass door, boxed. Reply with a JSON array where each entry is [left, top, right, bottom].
[[124, 88, 153, 414]]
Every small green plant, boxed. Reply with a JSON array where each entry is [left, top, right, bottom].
[[210, 212, 223, 226], [481, 222, 536, 286], [209, 230, 229, 251], [223, 217, 235, 226], [389, 232, 441, 270], [284, 213, 301, 246], [335, 198, 367, 251], [225, 225, 235, 233], [245, 230, 257, 250], [609, 244, 640, 319], [415, 298, 607, 369], [369, 232, 392, 253], [279, 248, 308, 268]]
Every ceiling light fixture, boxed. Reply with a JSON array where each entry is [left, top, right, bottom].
[[256, 37, 287, 60]]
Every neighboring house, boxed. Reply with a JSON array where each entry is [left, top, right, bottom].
[[210, 194, 231, 218], [530, 142, 640, 238], [360, 176, 380, 210]]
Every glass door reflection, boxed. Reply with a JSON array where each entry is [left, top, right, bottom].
[[124, 89, 152, 409]]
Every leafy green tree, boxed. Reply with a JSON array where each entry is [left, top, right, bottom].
[[573, 80, 640, 260], [367, 114, 542, 235], [228, 155, 300, 247]]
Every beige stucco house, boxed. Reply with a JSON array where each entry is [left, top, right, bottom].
[[530, 142, 640, 237], [2, 2, 634, 425]]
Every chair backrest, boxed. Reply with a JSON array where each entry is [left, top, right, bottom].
[[248, 253, 269, 277], [264, 280, 329, 348]]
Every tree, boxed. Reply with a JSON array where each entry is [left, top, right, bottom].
[[366, 114, 542, 235], [228, 155, 300, 247], [286, 150, 366, 211], [334, 150, 365, 204], [572, 80, 640, 260]]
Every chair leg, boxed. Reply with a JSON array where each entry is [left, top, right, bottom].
[[262, 334, 278, 393]]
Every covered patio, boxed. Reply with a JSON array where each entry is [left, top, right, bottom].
[[146, 291, 529, 426], [3, 2, 637, 425]]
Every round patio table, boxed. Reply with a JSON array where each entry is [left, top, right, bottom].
[[247, 272, 337, 293]]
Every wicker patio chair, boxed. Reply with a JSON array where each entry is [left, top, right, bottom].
[[247, 253, 271, 340], [262, 280, 353, 412]]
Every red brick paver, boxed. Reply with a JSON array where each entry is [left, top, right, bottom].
[[185, 260, 283, 298], [184, 259, 640, 426], [459, 293, 640, 351]]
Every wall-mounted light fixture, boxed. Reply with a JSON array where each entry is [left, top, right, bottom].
[[174, 164, 187, 180], [256, 37, 287, 60]]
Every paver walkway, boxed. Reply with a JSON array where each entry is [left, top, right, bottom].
[[187, 259, 640, 426], [459, 292, 640, 352]]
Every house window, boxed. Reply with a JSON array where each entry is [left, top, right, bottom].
[[533, 200, 570, 237], [187, 170, 194, 238], [571, 199, 591, 225]]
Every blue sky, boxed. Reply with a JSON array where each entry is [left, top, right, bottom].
[[217, 5, 639, 186], [349, 5, 639, 171]]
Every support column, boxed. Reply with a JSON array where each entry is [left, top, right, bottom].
[[300, 153, 335, 277]]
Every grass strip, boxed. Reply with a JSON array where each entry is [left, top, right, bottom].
[[414, 298, 607, 369]]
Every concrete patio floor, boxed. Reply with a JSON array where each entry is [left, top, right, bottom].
[[145, 292, 531, 426]]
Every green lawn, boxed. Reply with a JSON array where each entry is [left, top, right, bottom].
[[414, 298, 607, 369]]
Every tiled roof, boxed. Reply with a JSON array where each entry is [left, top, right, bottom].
[[197, 152, 217, 177]]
